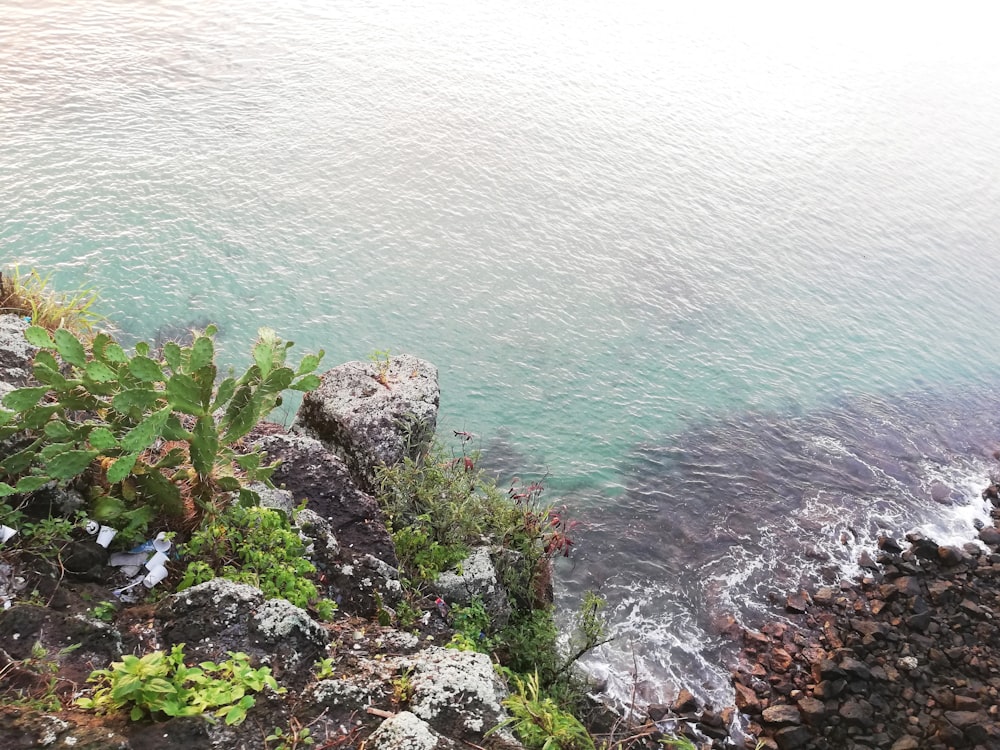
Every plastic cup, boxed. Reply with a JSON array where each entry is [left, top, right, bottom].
[[0, 525, 17, 544], [84, 520, 100, 535], [145, 551, 169, 570], [142, 565, 168, 588], [152, 532, 171, 553], [95, 525, 117, 548]]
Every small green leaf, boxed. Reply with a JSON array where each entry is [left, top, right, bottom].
[[220, 384, 261, 444], [121, 407, 171, 453], [88, 427, 118, 451], [133, 471, 183, 514], [162, 341, 182, 371], [216, 476, 240, 491], [15, 476, 50, 493], [85, 361, 117, 383], [166, 373, 208, 416], [24, 325, 54, 348], [32, 362, 68, 388], [190, 415, 219, 477], [296, 350, 325, 376], [291, 374, 321, 392], [103, 342, 127, 363], [153, 447, 187, 469], [45, 449, 98, 480], [53, 328, 87, 367], [44, 421, 75, 440], [3, 386, 50, 411], [187, 336, 214, 373], [135, 342, 150, 357], [0, 482, 17, 497], [106, 454, 139, 484], [112, 388, 160, 414], [34, 350, 59, 371], [252, 340, 274, 379], [211, 377, 236, 411], [129, 356, 164, 383]]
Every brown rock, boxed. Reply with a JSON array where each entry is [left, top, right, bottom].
[[734, 682, 761, 713], [762, 704, 802, 725], [890, 737, 920, 750], [796, 696, 826, 725], [771, 648, 794, 673], [773, 725, 811, 750], [670, 688, 698, 714], [786, 591, 811, 614]]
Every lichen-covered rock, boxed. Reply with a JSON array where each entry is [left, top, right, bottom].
[[293, 354, 439, 490], [257, 433, 397, 568], [251, 483, 297, 515], [294, 508, 341, 564], [249, 597, 329, 678], [405, 647, 521, 747], [330, 553, 403, 618], [0, 314, 36, 388], [368, 711, 462, 750], [157, 580, 328, 687], [434, 547, 511, 629], [156, 578, 264, 647]]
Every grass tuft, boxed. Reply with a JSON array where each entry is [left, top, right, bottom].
[[0, 265, 104, 334]]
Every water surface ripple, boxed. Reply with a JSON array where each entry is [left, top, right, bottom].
[[4, 0, 1000, 707]]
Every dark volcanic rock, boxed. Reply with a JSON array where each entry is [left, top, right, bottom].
[[257, 433, 397, 567]]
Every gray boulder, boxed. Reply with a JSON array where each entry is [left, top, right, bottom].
[[0, 314, 36, 388], [368, 711, 461, 750], [293, 354, 439, 490], [434, 547, 512, 630]]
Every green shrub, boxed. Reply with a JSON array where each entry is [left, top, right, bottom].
[[0, 324, 323, 539], [76, 644, 281, 724], [489, 671, 595, 750], [177, 504, 336, 620]]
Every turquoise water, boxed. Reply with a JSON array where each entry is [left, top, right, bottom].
[[5, 0, 1000, 708]]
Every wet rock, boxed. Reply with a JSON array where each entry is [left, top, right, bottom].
[[979, 525, 1000, 546], [761, 704, 801, 725], [294, 354, 439, 491], [785, 591, 810, 614], [670, 687, 699, 713]]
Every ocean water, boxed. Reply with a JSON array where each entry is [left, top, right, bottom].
[[4, 0, 1000, 711]]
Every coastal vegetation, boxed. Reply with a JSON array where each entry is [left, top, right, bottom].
[[0, 269, 703, 750]]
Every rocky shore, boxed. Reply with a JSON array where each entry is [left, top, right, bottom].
[[729, 503, 1000, 750], [4, 311, 1000, 750]]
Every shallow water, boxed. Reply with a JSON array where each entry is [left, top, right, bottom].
[[4, 0, 1000, 708]]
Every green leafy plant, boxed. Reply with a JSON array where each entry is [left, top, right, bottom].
[[89, 600, 117, 623], [446, 598, 495, 654], [390, 667, 414, 706], [660, 737, 698, 749], [313, 657, 335, 680], [0, 266, 103, 333], [0, 641, 80, 712], [368, 348, 391, 387], [0, 324, 323, 538], [267, 718, 315, 750], [177, 504, 336, 620], [76, 644, 282, 724], [489, 671, 595, 750]]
